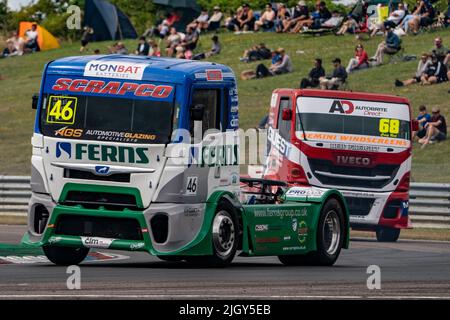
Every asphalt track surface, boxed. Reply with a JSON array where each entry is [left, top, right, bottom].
[[1, 225, 450, 299]]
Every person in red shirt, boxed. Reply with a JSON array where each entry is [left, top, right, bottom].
[[346, 44, 369, 73]]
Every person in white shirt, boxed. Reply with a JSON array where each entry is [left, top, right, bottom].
[[207, 6, 223, 31], [188, 9, 210, 32], [254, 4, 276, 31], [371, 3, 406, 37], [25, 24, 39, 52]]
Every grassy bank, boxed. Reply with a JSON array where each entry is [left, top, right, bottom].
[[0, 30, 449, 180]]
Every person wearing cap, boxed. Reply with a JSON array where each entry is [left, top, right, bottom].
[[370, 3, 406, 37], [420, 54, 448, 85], [419, 107, 447, 148], [283, 1, 309, 33], [188, 8, 210, 32], [300, 58, 326, 88], [431, 37, 450, 66], [320, 58, 347, 90], [371, 25, 401, 65], [236, 3, 256, 31], [207, 6, 223, 31], [395, 52, 431, 87], [346, 44, 369, 73]]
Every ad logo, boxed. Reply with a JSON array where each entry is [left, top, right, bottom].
[[329, 100, 355, 114], [56, 142, 72, 159], [95, 165, 110, 175]]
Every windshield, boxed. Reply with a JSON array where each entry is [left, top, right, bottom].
[[296, 97, 411, 144], [40, 94, 175, 144]]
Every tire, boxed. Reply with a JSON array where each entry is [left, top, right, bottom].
[[376, 227, 400, 242], [43, 246, 89, 266], [278, 198, 345, 266], [198, 201, 239, 267]]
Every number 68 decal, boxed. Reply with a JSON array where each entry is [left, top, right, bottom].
[[46, 96, 77, 125], [379, 118, 400, 137], [186, 177, 198, 195]]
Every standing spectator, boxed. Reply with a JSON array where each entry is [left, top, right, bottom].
[[300, 58, 326, 88], [320, 58, 347, 90], [207, 6, 224, 31], [413, 105, 431, 140], [419, 107, 447, 148], [370, 3, 406, 37], [283, 1, 309, 33], [188, 9, 210, 32], [408, 0, 435, 34], [193, 35, 221, 60], [420, 54, 448, 85], [431, 37, 450, 66], [275, 3, 291, 33], [346, 44, 369, 73], [254, 4, 276, 32], [395, 53, 431, 87], [80, 26, 94, 52], [135, 37, 150, 56], [236, 3, 256, 32], [24, 24, 39, 52], [371, 25, 401, 65]]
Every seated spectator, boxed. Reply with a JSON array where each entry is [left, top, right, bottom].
[[370, 3, 406, 37], [2, 39, 17, 57], [108, 42, 128, 55], [320, 58, 347, 90], [419, 107, 447, 148], [207, 6, 223, 31], [94, 49, 101, 54], [371, 25, 401, 65], [254, 4, 276, 32], [420, 54, 448, 85], [432, 37, 450, 66], [225, 6, 243, 31], [413, 105, 431, 140], [395, 52, 431, 87], [283, 1, 309, 33], [235, 3, 256, 32], [135, 37, 150, 56], [6, 32, 24, 56], [401, 0, 421, 33], [24, 24, 39, 52], [165, 27, 183, 57], [149, 43, 161, 57], [346, 44, 369, 73], [300, 58, 326, 88], [275, 3, 291, 33], [240, 43, 272, 62], [300, 1, 332, 31], [193, 35, 221, 60], [80, 26, 94, 52], [188, 9, 210, 32], [175, 45, 186, 59], [408, 0, 435, 34], [336, 14, 359, 35], [444, 0, 450, 27], [256, 48, 293, 78], [321, 11, 344, 29], [181, 26, 199, 56], [143, 11, 180, 38]]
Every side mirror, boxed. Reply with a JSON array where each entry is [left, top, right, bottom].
[[281, 108, 292, 121], [191, 104, 205, 121], [412, 119, 419, 132], [32, 94, 39, 110]]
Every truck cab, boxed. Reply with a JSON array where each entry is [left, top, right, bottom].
[[264, 89, 414, 242]]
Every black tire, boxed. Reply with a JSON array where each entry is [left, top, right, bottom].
[[376, 227, 400, 242], [43, 246, 89, 266], [278, 198, 346, 266], [156, 255, 185, 262], [198, 200, 239, 267]]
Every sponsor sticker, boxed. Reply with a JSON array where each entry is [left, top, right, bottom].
[[206, 69, 223, 81], [298, 221, 308, 244], [84, 61, 147, 80], [255, 224, 269, 232], [81, 237, 114, 248], [286, 187, 326, 198], [46, 96, 77, 125]]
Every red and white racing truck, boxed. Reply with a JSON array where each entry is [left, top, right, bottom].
[[261, 89, 417, 242]]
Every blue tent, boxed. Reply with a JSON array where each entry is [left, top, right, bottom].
[[84, 0, 138, 41]]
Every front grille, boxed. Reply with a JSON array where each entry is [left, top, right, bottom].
[[64, 169, 130, 183], [345, 197, 375, 216], [62, 191, 139, 211], [308, 158, 399, 189], [55, 215, 143, 240]]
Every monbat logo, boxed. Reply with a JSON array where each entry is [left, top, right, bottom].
[[329, 100, 355, 114], [84, 61, 146, 80]]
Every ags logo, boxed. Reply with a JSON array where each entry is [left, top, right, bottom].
[[329, 100, 355, 114], [55, 127, 83, 138]]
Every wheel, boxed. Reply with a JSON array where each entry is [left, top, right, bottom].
[[376, 227, 400, 242], [43, 246, 89, 266], [278, 198, 345, 266], [197, 201, 239, 267], [157, 255, 184, 262]]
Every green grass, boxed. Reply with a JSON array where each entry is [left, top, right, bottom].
[[1, 30, 450, 181]]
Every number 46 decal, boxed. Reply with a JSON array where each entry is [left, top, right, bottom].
[[186, 177, 198, 195], [46, 96, 77, 125]]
